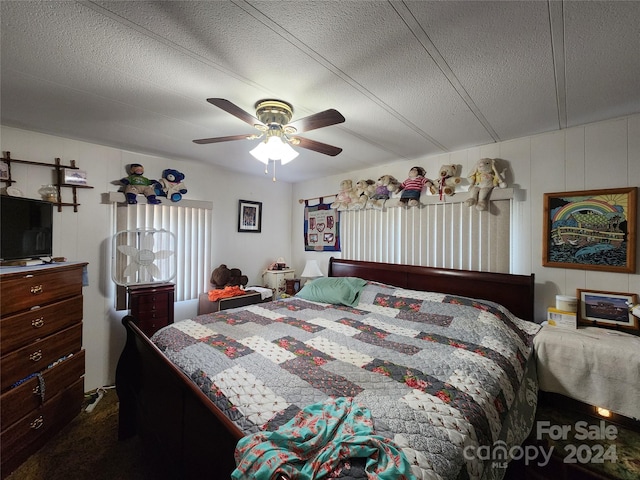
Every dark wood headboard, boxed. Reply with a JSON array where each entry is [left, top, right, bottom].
[[328, 257, 535, 322]]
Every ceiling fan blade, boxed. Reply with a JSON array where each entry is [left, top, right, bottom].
[[286, 109, 345, 133], [206, 98, 264, 128], [193, 134, 257, 145], [293, 137, 343, 156]]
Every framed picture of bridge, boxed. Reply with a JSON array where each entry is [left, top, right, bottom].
[[543, 187, 637, 273], [577, 289, 638, 334]]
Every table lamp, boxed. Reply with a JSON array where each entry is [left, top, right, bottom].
[[301, 260, 323, 284]]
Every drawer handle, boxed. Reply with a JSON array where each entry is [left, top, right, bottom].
[[30, 285, 43, 295], [30, 416, 44, 430], [32, 317, 45, 328], [29, 350, 43, 362]]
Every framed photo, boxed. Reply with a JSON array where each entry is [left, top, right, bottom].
[[64, 168, 88, 185], [0, 161, 9, 180], [238, 200, 262, 233], [543, 187, 637, 273], [577, 289, 639, 334]]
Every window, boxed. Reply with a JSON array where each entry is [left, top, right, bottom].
[[341, 197, 512, 272], [110, 195, 212, 305]]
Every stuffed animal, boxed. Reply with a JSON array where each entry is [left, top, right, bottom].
[[120, 163, 161, 205], [431, 164, 462, 200], [370, 174, 401, 209], [330, 179, 358, 211], [465, 158, 507, 211], [210, 264, 248, 289], [399, 166, 433, 207], [155, 168, 187, 202], [352, 179, 376, 209]]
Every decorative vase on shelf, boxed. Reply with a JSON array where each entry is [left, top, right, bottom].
[[38, 184, 58, 202]]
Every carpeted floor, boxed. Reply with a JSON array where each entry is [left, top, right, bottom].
[[5, 388, 156, 480], [6, 389, 640, 479]]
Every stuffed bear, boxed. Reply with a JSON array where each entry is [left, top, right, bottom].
[[155, 168, 187, 202], [210, 264, 248, 289], [352, 179, 376, 209], [431, 164, 462, 200], [465, 158, 507, 211], [120, 163, 161, 204], [370, 174, 401, 209], [399, 166, 433, 207], [228, 268, 248, 287], [330, 179, 358, 211]]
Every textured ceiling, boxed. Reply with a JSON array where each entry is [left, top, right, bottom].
[[1, 1, 639, 183]]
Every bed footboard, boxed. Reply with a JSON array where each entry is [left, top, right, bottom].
[[115, 315, 242, 478]]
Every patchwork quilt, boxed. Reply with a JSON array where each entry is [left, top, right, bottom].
[[152, 281, 541, 480]]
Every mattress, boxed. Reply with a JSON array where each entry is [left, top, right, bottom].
[[152, 280, 541, 480]]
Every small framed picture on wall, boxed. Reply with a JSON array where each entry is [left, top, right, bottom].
[[238, 200, 262, 233]]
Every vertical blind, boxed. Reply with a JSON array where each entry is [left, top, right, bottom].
[[341, 199, 512, 273], [113, 200, 212, 302]]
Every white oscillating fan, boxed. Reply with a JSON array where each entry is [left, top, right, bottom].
[[111, 229, 176, 286]]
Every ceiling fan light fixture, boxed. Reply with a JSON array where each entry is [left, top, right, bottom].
[[279, 141, 299, 165], [249, 141, 271, 164], [249, 134, 299, 165]]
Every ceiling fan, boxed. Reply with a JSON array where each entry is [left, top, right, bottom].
[[193, 98, 345, 157]]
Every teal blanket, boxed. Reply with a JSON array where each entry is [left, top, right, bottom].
[[232, 397, 415, 480]]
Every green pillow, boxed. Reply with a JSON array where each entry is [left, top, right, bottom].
[[295, 277, 367, 307]]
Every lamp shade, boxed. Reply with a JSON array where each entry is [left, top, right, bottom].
[[301, 260, 323, 278], [249, 136, 299, 164]]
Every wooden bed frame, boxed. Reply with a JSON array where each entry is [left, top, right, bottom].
[[116, 257, 535, 478]]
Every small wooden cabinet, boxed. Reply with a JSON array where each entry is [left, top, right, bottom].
[[263, 269, 295, 298], [0, 262, 87, 478], [128, 283, 174, 337]]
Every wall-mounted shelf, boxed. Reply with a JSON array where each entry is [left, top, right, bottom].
[[1, 151, 93, 212]]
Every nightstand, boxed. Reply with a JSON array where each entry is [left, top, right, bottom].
[[534, 325, 640, 420], [263, 269, 295, 298], [127, 283, 175, 337]]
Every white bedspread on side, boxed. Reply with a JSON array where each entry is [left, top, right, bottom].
[[534, 325, 640, 420]]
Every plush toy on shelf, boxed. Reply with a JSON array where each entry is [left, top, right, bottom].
[[399, 166, 433, 207], [370, 174, 401, 209], [120, 163, 161, 205], [353, 179, 376, 209], [330, 179, 358, 211], [155, 168, 187, 202], [465, 157, 507, 211], [431, 164, 462, 200]]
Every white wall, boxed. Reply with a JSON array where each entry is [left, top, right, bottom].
[[0, 126, 293, 391], [4, 114, 639, 390], [291, 114, 640, 322]]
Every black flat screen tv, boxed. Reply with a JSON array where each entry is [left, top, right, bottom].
[[1, 196, 53, 261]]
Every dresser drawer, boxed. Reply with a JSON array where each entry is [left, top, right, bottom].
[[0, 295, 83, 353], [131, 292, 171, 307], [0, 266, 83, 316], [0, 378, 83, 477], [135, 303, 169, 317], [1, 324, 82, 392], [0, 351, 85, 428]]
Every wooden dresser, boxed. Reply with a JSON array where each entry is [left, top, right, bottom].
[[0, 262, 87, 478], [128, 283, 174, 337]]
